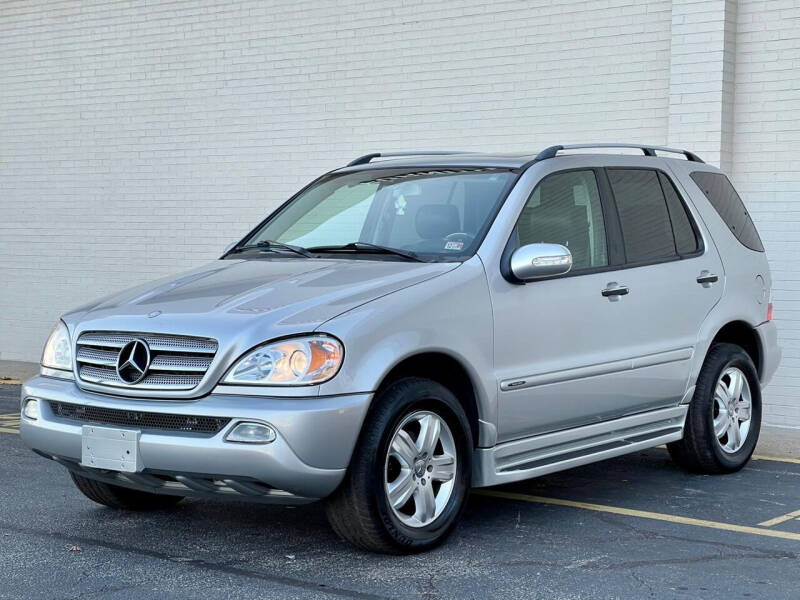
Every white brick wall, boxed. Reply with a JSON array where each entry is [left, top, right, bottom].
[[732, 0, 800, 424], [666, 0, 737, 170], [0, 0, 797, 424]]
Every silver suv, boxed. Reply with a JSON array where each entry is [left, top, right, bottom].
[[21, 143, 781, 553]]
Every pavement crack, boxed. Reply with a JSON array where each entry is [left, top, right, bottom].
[[58, 584, 135, 600], [418, 574, 440, 600], [0, 521, 395, 600]]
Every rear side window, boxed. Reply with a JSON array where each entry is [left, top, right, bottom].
[[659, 172, 700, 255], [690, 171, 764, 252], [607, 169, 676, 263]]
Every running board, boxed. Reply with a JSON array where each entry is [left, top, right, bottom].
[[472, 405, 687, 487]]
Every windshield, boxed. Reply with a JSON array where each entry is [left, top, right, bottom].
[[240, 167, 517, 261]]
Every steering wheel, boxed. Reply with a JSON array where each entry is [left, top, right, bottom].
[[443, 232, 475, 251]]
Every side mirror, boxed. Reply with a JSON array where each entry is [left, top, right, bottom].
[[223, 241, 237, 254], [510, 243, 572, 281]]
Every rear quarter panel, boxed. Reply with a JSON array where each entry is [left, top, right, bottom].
[[664, 160, 773, 386]]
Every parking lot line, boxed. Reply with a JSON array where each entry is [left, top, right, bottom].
[[655, 444, 800, 466], [476, 489, 800, 542], [0, 413, 20, 435], [759, 509, 800, 527], [752, 454, 800, 465]]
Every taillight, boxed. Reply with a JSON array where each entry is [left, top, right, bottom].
[[766, 302, 773, 322]]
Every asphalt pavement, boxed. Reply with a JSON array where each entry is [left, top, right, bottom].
[[2, 383, 800, 600]]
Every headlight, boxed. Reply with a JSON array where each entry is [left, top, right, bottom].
[[41, 321, 72, 371], [223, 335, 343, 386]]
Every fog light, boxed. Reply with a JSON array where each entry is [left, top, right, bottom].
[[23, 398, 39, 420], [226, 422, 276, 444]]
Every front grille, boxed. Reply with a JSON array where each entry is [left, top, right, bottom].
[[48, 401, 230, 434], [75, 331, 217, 391]]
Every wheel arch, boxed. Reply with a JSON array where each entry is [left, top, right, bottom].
[[375, 352, 482, 447], [708, 320, 763, 379]]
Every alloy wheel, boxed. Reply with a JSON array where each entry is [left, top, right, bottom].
[[383, 410, 457, 528], [712, 367, 752, 454]]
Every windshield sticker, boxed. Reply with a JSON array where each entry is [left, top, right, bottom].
[[444, 241, 464, 251], [394, 196, 407, 216]]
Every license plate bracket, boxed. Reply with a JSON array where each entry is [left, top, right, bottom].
[[81, 425, 142, 473]]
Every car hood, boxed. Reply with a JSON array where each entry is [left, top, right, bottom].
[[64, 257, 458, 343]]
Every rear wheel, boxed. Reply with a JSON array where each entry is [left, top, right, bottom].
[[325, 377, 472, 553], [70, 472, 184, 510], [668, 343, 761, 474]]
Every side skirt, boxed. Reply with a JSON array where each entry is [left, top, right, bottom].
[[472, 405, 687, 487]]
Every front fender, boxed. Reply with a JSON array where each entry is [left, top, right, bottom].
[[317, 258, 496, 439]]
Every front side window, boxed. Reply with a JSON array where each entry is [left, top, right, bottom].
[[515, 170, 608, 271], [242, 168, 517, 261]]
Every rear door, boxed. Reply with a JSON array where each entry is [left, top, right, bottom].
[[600, 166, 725, 401], [490, 162, 723, 442]]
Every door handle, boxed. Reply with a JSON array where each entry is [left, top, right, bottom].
[[696, 271, 719, 287], [601, 283, 629, 299]]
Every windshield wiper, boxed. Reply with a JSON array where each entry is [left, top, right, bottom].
[[229, 239, 312, 258], [307, 242, 425, 262]]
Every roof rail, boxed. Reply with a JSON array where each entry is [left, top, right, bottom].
[[346, 151, 469, 167], [532, 143, 704, 164]]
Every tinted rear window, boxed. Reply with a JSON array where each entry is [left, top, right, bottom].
[[607, 169, 676, 263], [690, 172, 764, 252]]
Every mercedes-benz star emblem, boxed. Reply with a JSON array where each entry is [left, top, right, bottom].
[[116, 339, 151, 384]]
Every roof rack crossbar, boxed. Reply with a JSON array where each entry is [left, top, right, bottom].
[[347, 151, 469, 167], [533, 143, 704, 163]]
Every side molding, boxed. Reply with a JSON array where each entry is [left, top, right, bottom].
[[500, 348, 693, 392]]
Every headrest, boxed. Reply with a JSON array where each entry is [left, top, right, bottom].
[[537, 178, 574, 209], [415, 204, 460, 240]]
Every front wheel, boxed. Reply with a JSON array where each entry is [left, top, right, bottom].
[[668, 343, 761, 474], [325, 377, 473, 553]]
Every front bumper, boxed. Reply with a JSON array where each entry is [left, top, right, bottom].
[[20, 376, 371, 500]]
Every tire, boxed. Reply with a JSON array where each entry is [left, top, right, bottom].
[[325, 377, 473, 553], [70, 472, 184, 510], [668, 343, 761, 474]]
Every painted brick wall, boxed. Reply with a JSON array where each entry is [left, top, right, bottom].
[[732, 0, 800, 424], [666, 0, 738, 171], [1, 0, 798, 424], [0, 0, 673, 360]]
